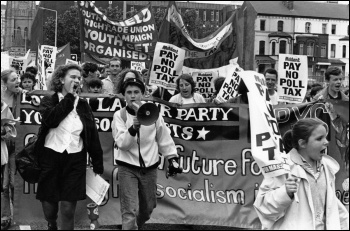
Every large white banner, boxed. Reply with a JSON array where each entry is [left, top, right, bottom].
[[241, 71, 290, 178], [149, 42, 185, 90], [278, 54, 308, 103]]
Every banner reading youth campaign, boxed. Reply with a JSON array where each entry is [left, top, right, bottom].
[[78, 1, 157, 61], [158, 1, 238, 69], [13, 92, 348, 227], [149, 42, 185, 90], [278, 54, 308, 103]]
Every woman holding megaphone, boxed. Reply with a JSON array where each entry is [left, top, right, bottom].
[[111, 78, 181, 230]]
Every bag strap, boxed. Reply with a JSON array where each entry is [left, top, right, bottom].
[[120, 107, 127, 123]]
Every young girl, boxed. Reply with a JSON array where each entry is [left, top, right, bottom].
[[254, 118, 349, 230], [20, 72, 36, 91]]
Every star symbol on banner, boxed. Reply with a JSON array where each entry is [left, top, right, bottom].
[[197, 127, 210, 140]]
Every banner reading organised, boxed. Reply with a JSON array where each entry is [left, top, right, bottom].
[[241, 71, 290, 177], [158, 1, 238, 69], [277, 54, 308, 103], [149, 42, 186, 90], [13, 91, 349, 227], [78, 1, 157, 61]]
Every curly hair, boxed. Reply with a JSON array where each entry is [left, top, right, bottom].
[[116, 68, 142, 93], [25, 66, 38, 76], [50, 64, 82, 92], [20, 72, 37, 89], [81, 62, 98, 78], [176, 74, 196, 94]]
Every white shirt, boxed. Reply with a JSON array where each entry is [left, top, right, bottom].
[[44, 93, 83, 154], [269, 91, 279, 106]]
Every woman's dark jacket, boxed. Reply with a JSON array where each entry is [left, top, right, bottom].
[[35, 92, 104, 174]]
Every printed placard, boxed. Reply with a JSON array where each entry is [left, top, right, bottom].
[[149, 42, 185, 90], [278, 54, 308, 103], [192, 71, 218, 99], [216, 69, 242, 103], [130, 61, 145, 74]]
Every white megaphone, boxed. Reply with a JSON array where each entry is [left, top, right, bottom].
[[132, 102, 160, 126]]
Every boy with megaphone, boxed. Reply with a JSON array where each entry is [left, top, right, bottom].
[[111, 78, 182, 230]]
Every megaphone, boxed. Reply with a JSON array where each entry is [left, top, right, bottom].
[[132, 102, 160, 126]]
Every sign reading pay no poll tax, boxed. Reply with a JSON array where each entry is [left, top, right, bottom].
[[278, 54, 308, 103], [149, 42, 185, 90]]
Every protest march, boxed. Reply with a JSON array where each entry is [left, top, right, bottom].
[[1, 1, 349, 230]]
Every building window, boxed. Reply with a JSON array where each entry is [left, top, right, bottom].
[[331, 24, 336, 34], [299, 43, 304, 55], [307, 42, 314, 56], [278, 21, 283, 32], [305, 22, 311, 33], [343, 45, 347, 58], [196, 9, 199, 17], [24, 27, 28, 37], [331, 44, 336, 58], [260, 20, 265, 31], [280, 40, 286, 54], [131, 6, 134, 12], [203, 11, 206, 21], [321, 44, 326, 57], [322, 23, 327, 34], [216, 11, 219, 22], [271, 42, 276, 55], [259, 41, 265, 55], [211, 11, 214, 21]]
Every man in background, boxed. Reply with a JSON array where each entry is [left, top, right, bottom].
[[264, 69, 279, 105], [81, 62, 100, 93], [102, 57, 122, 94]]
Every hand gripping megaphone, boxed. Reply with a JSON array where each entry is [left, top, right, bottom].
[[132, 102, 160, 126]]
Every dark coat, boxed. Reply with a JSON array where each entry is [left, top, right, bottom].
[[35, 92, 104, 174]]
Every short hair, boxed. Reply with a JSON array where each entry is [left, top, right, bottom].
[[1, 69, 16, 83], [176, 74, 196, 94], [116, 68, 142, 93], [214, 77, 225, 93], [10, 64, 19, 71], [325, 66, 342, 81], [109, 57, 121, 66], [81, 62, 98, 78], [88, 78, 103, 88], [121, 78, 145, 95], [141, 69, 148, 76], [310, 86, 323, 98], [50, 64, 82, 92], [20, 72, 37, 88], [264, 69, 278, 80], [25, 66, 38, 76]]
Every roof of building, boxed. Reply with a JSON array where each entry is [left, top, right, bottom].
[[249, 1, 349, 20]]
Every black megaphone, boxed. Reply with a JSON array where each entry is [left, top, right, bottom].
[[133, 102, 160, 126]]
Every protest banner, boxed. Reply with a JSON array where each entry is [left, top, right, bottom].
[[13, 92, 349, 227], [216, 69, 242, 103], [130, 61, 146, 74], [66, 58, 79, 65], [159, 1, 238, 69], [241, 71, 290, 177], [278, 54, 308, 103], [78, 1, 157, 62], [27, 50, 37, 67], [149, 42, 186, 90], [55, 43, 71, 68]]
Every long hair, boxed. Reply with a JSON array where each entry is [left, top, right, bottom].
[[116, 68, 142, 94], [50, 64, 82, 92], [1, 69, 16, 83], [283, 118, 328, 152]]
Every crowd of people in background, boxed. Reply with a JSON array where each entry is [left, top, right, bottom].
[[1, 56, 349, 230]]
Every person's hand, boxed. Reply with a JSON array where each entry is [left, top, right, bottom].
[[166, 158, 183, 179], [213, 98, 222, 105], [69, 81, 79, 97], [285, 175, 299, 199], [133, 117, 141, 131]]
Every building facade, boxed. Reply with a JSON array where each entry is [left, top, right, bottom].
[[242, 1, 349, 85], [3, 1, 36, 56], [1, 4, 6, 51]]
